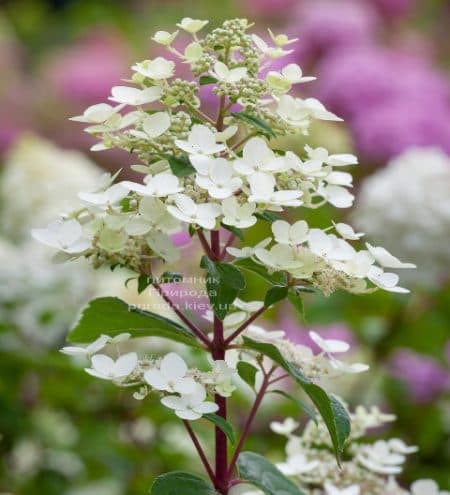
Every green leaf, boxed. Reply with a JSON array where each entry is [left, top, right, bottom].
[[138, 274, 154, 294], [287, 289, 306, 321], [68, 297, 201, 348], [237, 451, 305, 495], [270, 390, 317, 423], [204, 414, 235, 445], [221, 222, 244, 241], [201, 256, 246, 320], [264, 285, 288, 308], [237, 361, 259, 389], [167, 155, 196, 177], [231, 112, 276, 138], [199, 75, 218, 85], [235, 258, 287, 286], [150, 471, 215, 495], [254, 211, 281, 223], [242, 337, 351, 461]]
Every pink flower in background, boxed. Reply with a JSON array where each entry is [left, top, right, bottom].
[[352, 100, 450, 162], [370, 0, 414, 20], [389, 349, 450, 404], [43, 29, 130, 107], [170, 231, 192, 248], [289, 0, 380, 64], [241, 0, 298, 18], [279, 316, 355, 354], [315, 45, 450, 120]]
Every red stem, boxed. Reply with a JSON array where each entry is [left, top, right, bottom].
[[198, 230, 219, 261], [220, 233, 235, 260], [224, 306, 267, 346], [152, 282, 211, 348], [226, 368, 275, 479], [183, 420, 216, 483]]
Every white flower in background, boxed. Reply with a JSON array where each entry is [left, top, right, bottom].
[[78, 183, 129, 207], [352, 148, 450, 287], [334, 222, 364, 240], [176, 17, 209, 33], [388, 439, 418, 455], [234, 137, 285, 176], [411, 480, 450, 495], [270, 417, 299, 436], [144, 352, 197, 394], [277, 453, 320, 476], [325, 483, 360, 495], [129, 112, 171, 139], [175, 125, 226, 155], [167, 194, 221, 229], [32, 219, 90, 254], [184, 42, 203, 63], [190, 156, 242, 199], [70, 103, 125, 123], [211, 61, 247, 83], [272, 220, 309, 246], [109, 86, 162, 106], [252, 34, 293, 59], [60, 334, 110, 357], [122, 173, 182, 197], [357, 440, 406, 475], [211, 360, 237, 397], [366, 244, 416, 270], [85, 352, 138, 381], [248, 172, 302, 207], [152, 30, 178, 45], [161, 383, 218, 420], [132, 57, 175, 80], [221, 197, 257, 229]]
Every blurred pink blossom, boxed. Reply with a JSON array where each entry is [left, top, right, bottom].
[[241, 0, 298, 19], [389, 349, 450, 404]]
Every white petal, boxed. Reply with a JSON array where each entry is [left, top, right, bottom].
[[114, 352, 138, 377], [144, 369, 168, 390], [193, 401, 219, 414], [143, 112, 171, 138], [161, 352, 188, 380], [91, 354, 115, 376]]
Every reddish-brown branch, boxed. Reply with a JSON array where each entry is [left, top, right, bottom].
[[152, 282, 211, 348], [197, 230, 219, 261], [224, 306, 267, 346], [183, 420, 216, 483]]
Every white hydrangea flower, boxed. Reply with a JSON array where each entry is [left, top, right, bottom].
[[147, 231, 180, 263], [221, 197, 257, 229], [144, 352, 197, 394], [32, 219, 91, 254], [234, 298, 264, 313], [60, 334, 110, 357], [129, 112, 171, 139], [152, 30, 178, 45], [184, 42, 203, 63], [226, 237, 271, 259], [267, 29, 298, 47], [70, 103, 125, 123], [85, 352, 138, 381], [234, 137, 286, 176], [252, 34, 294, 59], [266, 64, 315, 94], [131, 57, 175, 80], [109, 86, 162, 106], [176, 17, 209, 33], [211, 61, 247, 83], [125, 197, 179, 236], [78, 183, 130, 207], [175, 124, 226, 155], [367, 266, 409, 294], [309, 331, 350, 354], [325, 483, 360, 495], [334, 222, 364, 240], [190, 156, 242, 199], [276, 95, 342, 128], [161, 383, 218, 420], [122, 173, 182, 197], [357, 440, 406, 475], [211, 360, 237, 397], [166, 193, 221, 229], [366, 243, 416, 270], [276, 453, 320, 476], [248, 172, 302, 207], [272, 220, 309, 245], [305, 145, 358, 167]]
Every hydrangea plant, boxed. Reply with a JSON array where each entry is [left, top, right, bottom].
[[32, 18, 424, 495]]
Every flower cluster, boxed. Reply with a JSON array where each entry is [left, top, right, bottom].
[[352, 147, 450, 287], [32, 18, 414, 297], [62, 334, 237, 421], [237, 406, 449, 495]]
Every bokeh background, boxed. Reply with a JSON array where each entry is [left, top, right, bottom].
[[0, 0, 449, 493]]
